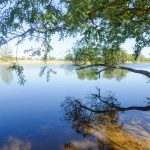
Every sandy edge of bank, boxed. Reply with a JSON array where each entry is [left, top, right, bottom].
[[0, 60, 72, 66]]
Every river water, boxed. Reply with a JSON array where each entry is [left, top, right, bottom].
[[0, 63, 149, 150]]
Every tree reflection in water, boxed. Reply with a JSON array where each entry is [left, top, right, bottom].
[[0, 66, 14, 84], [5, 63, 56, 85], [76, 67, 128, 81], [76, 68, 100, 80], [76, 64, 150, 79], [62, 88, 150, 150], [102, 69, 128, 81]]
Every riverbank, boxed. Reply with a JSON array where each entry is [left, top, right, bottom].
[[0, 60, 149, 66], [0, 60, 72, 66]]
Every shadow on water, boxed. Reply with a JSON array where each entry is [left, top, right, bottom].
[[61, 88, 150, 150]]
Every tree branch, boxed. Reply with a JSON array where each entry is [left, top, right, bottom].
[[76, 64, 105, 70], [86, 0, 123, 16], [76, 64, 150, 79], [118, 66, 150, 78]]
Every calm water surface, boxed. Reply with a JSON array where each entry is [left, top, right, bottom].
[[0, 63, 150, 150]]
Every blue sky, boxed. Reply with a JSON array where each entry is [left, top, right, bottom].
[[8, 34, 150, 58]]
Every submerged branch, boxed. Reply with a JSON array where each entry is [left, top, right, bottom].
[[76, 64, 150, 79], [118, 66, 150, 78], [76, 64, 105, 70]]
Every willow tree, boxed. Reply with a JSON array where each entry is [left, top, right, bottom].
[[62, 0, 150, 59], [102, 48, 127, 66], [0, 0, 150, 60], [0, 0, 62, 60]]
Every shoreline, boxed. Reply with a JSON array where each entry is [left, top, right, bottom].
[[0, 60, 72, 66], [0, 60, 149, 66]]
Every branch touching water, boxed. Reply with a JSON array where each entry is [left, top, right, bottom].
[[76, 64, 150, 79]]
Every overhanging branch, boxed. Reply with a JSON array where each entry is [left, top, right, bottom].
[[76, 64, 150, 79]]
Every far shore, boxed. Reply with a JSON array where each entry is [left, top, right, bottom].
[[0, 60, 72, 66], [0, 60, 149, 66]]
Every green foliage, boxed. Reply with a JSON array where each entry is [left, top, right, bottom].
[[0, 0, 62, 60], [102, 49, 127, 66], [66, 44, 128, 66], [65, 45, 150, 66], [65, 43, 102, 65], [65, 53, 74, 62], [126, 53, 150, 63], [61, 0, 150, 58], [0, 0, 149, 60]]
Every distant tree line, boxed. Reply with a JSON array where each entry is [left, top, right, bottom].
[[0, 46, 62, 62], [0, 46, 149, 65], [65, 47, 150, 66], [0, 46, 13, 61], [0, 0, 149, 62]]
